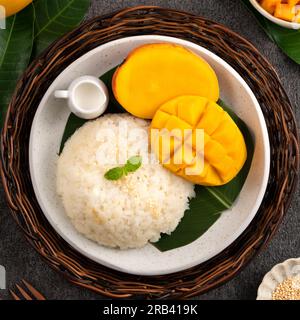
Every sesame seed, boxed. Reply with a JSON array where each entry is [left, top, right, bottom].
[[272, 276, 300, 300]]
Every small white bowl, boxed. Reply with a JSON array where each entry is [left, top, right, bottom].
[[250, 0, 300, 30], [257, 258, 300, 300]]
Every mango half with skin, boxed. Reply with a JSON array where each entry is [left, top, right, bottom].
[[150, 96, 247, 186], [112, 43, 219, 119]]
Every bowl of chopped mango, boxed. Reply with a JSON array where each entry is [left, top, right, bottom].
[[250, 0, 300, 29]]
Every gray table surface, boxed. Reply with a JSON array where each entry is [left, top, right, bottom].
[[0, 0, 299, 300]]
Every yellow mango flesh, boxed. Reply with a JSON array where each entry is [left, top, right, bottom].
[[288, 0, 300, 6], [113, 43, 219, 119], [150, 96, 247, 186], [259, 0, 300, 21], [0, 0, 32, 17], [274, 3, 296, 21], [260, 0, 281, 14]]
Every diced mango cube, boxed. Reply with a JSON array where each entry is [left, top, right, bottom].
[[177, 96, 206, 126], [274, 3, 295, 21], [151, 131, 178, 164], [288, 0, 300, 6], [150, 110, 170, 129], [196, 100, 224, 135], [259, 0, 300, 22], [173, 144, 197, 166], [260, 0, 281, 14], [164, 115, 193, 141]]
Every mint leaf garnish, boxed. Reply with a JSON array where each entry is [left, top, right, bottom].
[[124, 156, 142, 173], [104, 156, 142, 181], [104, 167, 125, 180]]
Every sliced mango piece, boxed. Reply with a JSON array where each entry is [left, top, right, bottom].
[[274, 3, 296, 21], [113, 43, 219, 119], [259, 0, 300, 22], [260, 0, 281, 14], [288, 0, 300, 6], [150, 96, 247, 186]]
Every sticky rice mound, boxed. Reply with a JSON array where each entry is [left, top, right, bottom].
[[57, 113, 195, 249]]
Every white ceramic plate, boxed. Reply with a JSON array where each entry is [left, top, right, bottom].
[[29, 35, 270, 276]]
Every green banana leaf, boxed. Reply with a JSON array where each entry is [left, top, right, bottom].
[[242, 0, 300, 64], [0, 4, 34, 126], [32, 0, 91, 58], [59, 68, 254, 252]]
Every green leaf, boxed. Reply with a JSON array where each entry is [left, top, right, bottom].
[[154, 190, 223, 252], [32, 0, 91, 58], [125, 156, 142, 173], [242, 0, 300, 64], [153, 100, 254, 251], [59, 112, 86, 154], [0, 4, 34, 126], [104, 167, 125, 181], [104, 156, 142, 181]]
